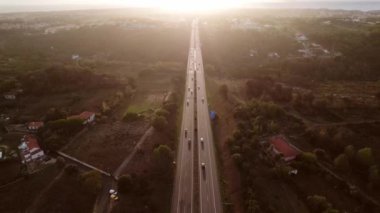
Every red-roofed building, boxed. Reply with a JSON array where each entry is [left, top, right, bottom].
[[18, 135, 45, 163], [67, 111, 96, 125], [27, 121, 44, 131], [268, 135, 300, 162]]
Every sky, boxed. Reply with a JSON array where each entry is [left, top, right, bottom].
[[0, 0, 379, 13], [2, 0, 379, 5]]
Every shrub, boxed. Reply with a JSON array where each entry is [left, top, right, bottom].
[[334, 154, 350, 172], [80, 171, 102, 195], [152, 115, 168, 131], [356, 147, 374, 168], [307, 195, 331, 212], [118, 174, 133, 194]]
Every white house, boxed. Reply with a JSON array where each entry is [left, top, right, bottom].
[[18, 135, 45, 163]]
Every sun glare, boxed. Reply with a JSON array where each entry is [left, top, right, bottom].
[[157, 0, 242, 12]]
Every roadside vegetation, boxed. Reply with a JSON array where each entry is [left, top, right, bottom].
[[0, 10, 188, 213], [201, 11, 380, 213]]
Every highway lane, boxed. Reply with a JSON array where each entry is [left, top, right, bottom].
[[194, 20, 223, 213], [171, 20, 197, 213]]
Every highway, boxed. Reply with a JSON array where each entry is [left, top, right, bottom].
[[171, 19, 222, 213], [171, 20, 196, 213], [194, 20, 223, 213]]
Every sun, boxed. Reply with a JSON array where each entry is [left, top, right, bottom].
[[158, 0, 242, 12], [106, 0, 258, 12]]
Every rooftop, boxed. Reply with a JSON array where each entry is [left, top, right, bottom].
[[269, 135, 300, 160]]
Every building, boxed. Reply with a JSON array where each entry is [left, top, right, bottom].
[[295, 33, 308, 43], [18, 135, 45, 164], [68, 111, 96, 125], [268, 52, 280, 59], [3, 93, 16, 100], [267, 135, 300, 162], [27, 121, 44, 131]]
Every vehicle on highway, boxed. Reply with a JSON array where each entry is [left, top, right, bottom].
[[110, 194, 119, 201], [188, 87, 190, 91], [188, 139, 191, 149], [187, 99, 189, 106], [185, 129, 188, 138], [109, 189, 119, 201], [201, 162, 206, 170], [201, 97, 204, 103], [198, 86, 200, 90]]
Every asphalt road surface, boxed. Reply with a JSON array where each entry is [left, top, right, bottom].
[[194, 20, 223, 213], [171, 20, 196, 213], [171, 19, 222, 213]]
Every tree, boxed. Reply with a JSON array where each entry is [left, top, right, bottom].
[[332, 128, 353, 152], [44, 108, 67, 122], [334, 154, 350, 172], [153, 144, 173, 172], [369, 165, 380, 188], [299, 152, 317, 164], [80, 171, 102, 195], [118, 174, 133, 194], [155, 108, 170, 118], [43, 133, 64, 151], [47, 118, 83, 136], [123, 112, 139, 122], [356, 147, 374, 168], [314, 148, 329, 161], [152, 115, 168, 131], [307, 195, 331, 212], [297, 152, 318, 172]]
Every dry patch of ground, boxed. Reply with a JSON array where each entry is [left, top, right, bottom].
[[111, 130, 175, 213], [64, 120, 150, 172], [32, 172, 97, 213], [0, 165, 60, 212]]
